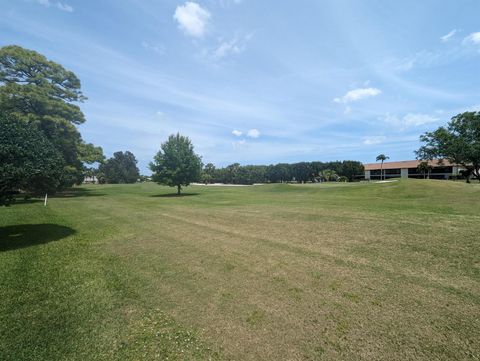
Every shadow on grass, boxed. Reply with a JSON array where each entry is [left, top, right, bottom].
[[150, 193, 200, 198], [12, 198, 43, 205], [0, 224, 76, 252], [53, 188, 106, 198]]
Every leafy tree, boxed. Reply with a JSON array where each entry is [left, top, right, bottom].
[[375, 154, 389, 180], [292, 162, 313, 183], [417, 161, 433, 179], [1, 115, 64, 206], [236, 165, 267, 185], [319, 169, 338, 182], [200, 163, 216, 184], [338, 160, 364, 182], [78, 142, 105, 164], [266, 163, 292, 183], [0, 45, 103, 187], [416, 111, 480, 183], [99, 151, 140, 184], [150, 133, 202, 194], [225, 163, 241, 184]]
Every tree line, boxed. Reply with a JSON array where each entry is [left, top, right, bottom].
[[199, 160, 364, 185]]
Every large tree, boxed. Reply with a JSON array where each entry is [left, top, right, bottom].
[[1, 115, 64, 206], [150, 134, 202, 195], [0, 45, 103, 187], [99, 151, 140, 184], [416, 111, 480, 182]]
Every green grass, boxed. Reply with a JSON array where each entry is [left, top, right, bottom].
[[1, 180, 479, 360]]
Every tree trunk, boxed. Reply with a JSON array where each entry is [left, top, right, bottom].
[[380, 161, 384, 180], [177, 184, 181, 195]]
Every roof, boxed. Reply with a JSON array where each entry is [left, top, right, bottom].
[[363, 159, 454, 171]]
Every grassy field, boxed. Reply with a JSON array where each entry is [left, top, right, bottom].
[[1, 180, 479, 360]]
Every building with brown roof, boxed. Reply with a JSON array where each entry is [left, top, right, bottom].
[[363, 159, 464, 180]]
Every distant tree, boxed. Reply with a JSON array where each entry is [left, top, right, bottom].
[[0, 45, 103, 187], [236, 165, 267, 185], [376, 154, 389, 180], [99, 151, 140, 184], [204, 163, 216, 177], [0, 115, 64, 206], [417, 161, 433, 179], [201, 163, 216, 184], [266, 163, 292, 183], [319, 169, 338, 182], [292, 162, 312, 183], [225, 163, 241, 184], [338, 161, 364, 182], [138, 175, 151, 182], [337, 176, 349, 182], [150, 133, 202, 194], [416, 111, 480, 183]]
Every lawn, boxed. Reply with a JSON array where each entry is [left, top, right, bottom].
[[1, 180, 479, 360]]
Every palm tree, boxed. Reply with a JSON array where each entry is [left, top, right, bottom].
[[319, 169, 338, 182], [376, 154, 389, 180]]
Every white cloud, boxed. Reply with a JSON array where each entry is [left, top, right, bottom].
[[402, 113, 439, 127], [207, 33, 253, 60], [441, 29, 458, 42], [382, 112, 439, 130], [247, 128, 260, 138], [363, 136, 386, 145], [214, 39, 242, 58], [334, 87, 382, 103], [232, 139, 246, 149], [173, 2, 211, 38], [463, 32, 480, 45], [215, 39, 241, 58], [232, 129, 242, 136], [35, 0, 73, 12], [142, 41, 165, 55]]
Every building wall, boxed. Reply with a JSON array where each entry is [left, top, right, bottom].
[[365, 166, 461, 180]]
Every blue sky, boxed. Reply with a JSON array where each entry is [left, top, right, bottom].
[[1, 0, 480, 173]]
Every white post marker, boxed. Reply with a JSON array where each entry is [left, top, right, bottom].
[[44, 193, 48, 206]]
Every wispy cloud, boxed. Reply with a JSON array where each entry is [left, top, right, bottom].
[[440, 29, 458, 42], [213, 33, 253, 59], [334, 87, 381, 103], [232, 139, 246, 149], [219, 0, 243, 6], [35, 0, 73, 12], [247, 128, 260, 138], [382, 112, 439, 130], [363, 136, 386, 145], [173, 2, 211, 38], [141, 41, 165, 55], [232, 129, 242, 136]]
